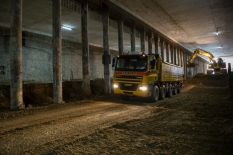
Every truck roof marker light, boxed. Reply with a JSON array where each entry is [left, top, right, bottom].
[[122, 52, 127, 55], [142, 50, 146, 56]]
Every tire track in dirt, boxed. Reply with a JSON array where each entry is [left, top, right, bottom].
[[0, 100, 154, 155]]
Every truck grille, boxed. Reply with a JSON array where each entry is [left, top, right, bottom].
[[119, 83, 138, 91], [116, 75, 143, 82]]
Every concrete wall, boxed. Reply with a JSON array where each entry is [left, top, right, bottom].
[[0, 35, 10, 82], [0, 29, 118, 83]]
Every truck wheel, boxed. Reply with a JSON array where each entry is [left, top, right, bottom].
[[120, 95, 130, 101], [150, 85, 159, 102], [177, 82, 182, 93], [167, 83, 173, 97], [173, 83, 178, 95], [159, 84, 166, 100]]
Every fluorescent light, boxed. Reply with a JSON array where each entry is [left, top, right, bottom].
[[61, 25, 72, 30]]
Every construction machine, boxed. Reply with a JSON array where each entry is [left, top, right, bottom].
[[187, 48, 226, 74]]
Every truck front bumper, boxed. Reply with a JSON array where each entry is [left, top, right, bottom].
[[113, 83, 152, 97]]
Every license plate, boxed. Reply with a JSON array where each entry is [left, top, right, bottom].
[[125, 84, 132, 86]]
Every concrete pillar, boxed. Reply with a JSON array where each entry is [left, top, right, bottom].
[[130, 26, 135, 51], [183, 53, 187, 80], [228, 63, 232, 94], [52, 0, 63, 104], [102, 3, 111, 94], [118, 19, 124, 55], [170, 45, 174, 64], [163, 42, 167, 62], [177, 48, 180, 66], [203, 61, 205, 74], [174, 47, 177, 65], [10, 0, 24, 109], [180, 50, 183, 66], [154, 36, 159, 55], [140, 30, 145, 52], [161, 40, 165, 62], [166, 44, 170, 63], [81, 0, 92, 97], [148, 32, 152, 54]]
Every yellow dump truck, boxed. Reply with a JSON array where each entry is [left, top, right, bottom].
[[112, 52, 183, 102]]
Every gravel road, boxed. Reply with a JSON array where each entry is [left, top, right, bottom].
[[0, 74, 232, 155]]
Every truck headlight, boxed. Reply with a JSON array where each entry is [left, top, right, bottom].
[[113, 83, 119, 88], [139, 86, 148, 91]]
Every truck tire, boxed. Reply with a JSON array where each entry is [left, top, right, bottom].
[[150, 85, 159, 102], [159, 84, 166, 100], [173, 83, 178, 95], [177, 82, 182, 93], [167, 83, 173, 97]]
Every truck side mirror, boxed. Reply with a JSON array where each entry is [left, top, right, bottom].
[[150, 60, 156, 69], [112, 58, 116, 68]]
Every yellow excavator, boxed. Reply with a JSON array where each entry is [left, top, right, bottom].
[[187, 48, 227, 74]]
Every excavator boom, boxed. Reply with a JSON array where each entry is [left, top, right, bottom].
[[189, 48, 214, 63], [187, 48, 226, 74]]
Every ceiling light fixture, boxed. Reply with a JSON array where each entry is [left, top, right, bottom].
[[216, 30, 219, 35], [61, 25, 72, 30], [217, 45, 223, 49]]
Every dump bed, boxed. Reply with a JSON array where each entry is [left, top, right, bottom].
[[160, 62, 183, 82]]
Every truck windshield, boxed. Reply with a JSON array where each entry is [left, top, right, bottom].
[[115, 57, 147, 71]]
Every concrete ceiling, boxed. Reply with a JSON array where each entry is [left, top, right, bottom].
[[0, 0, 233, 65], [113, 0, 233, 64]]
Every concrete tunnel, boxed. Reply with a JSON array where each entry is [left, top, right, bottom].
[[1, 0, 232, 109]]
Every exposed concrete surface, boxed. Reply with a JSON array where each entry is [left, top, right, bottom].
[[0, 32, 118, 83]]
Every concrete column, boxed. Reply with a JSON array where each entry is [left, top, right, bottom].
[[81, 1, 92, 97], [10, 0, 24, 109], [177, 48, 180, 66], [183, 53, 187, 80], [130, 26, 135, 51], [170, 45, 174, 64], [187, 54, 190, 78], [228, 63, 232, 94], [140, 30, 145, 52], [118, 19, 124, 55], [154, 36, 159, 55], [166, 44, 170, 63], [161, 41, 165, 62], [180, 51, 183, 66], [52, 0, 63, 104], [102, 3, 111, 94], [148, 32, 152, 54], [174, 47, 177, 65], [203, 61, 205, 74]]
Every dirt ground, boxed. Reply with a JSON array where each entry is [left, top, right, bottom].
[[0, 74, 233, 155]]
